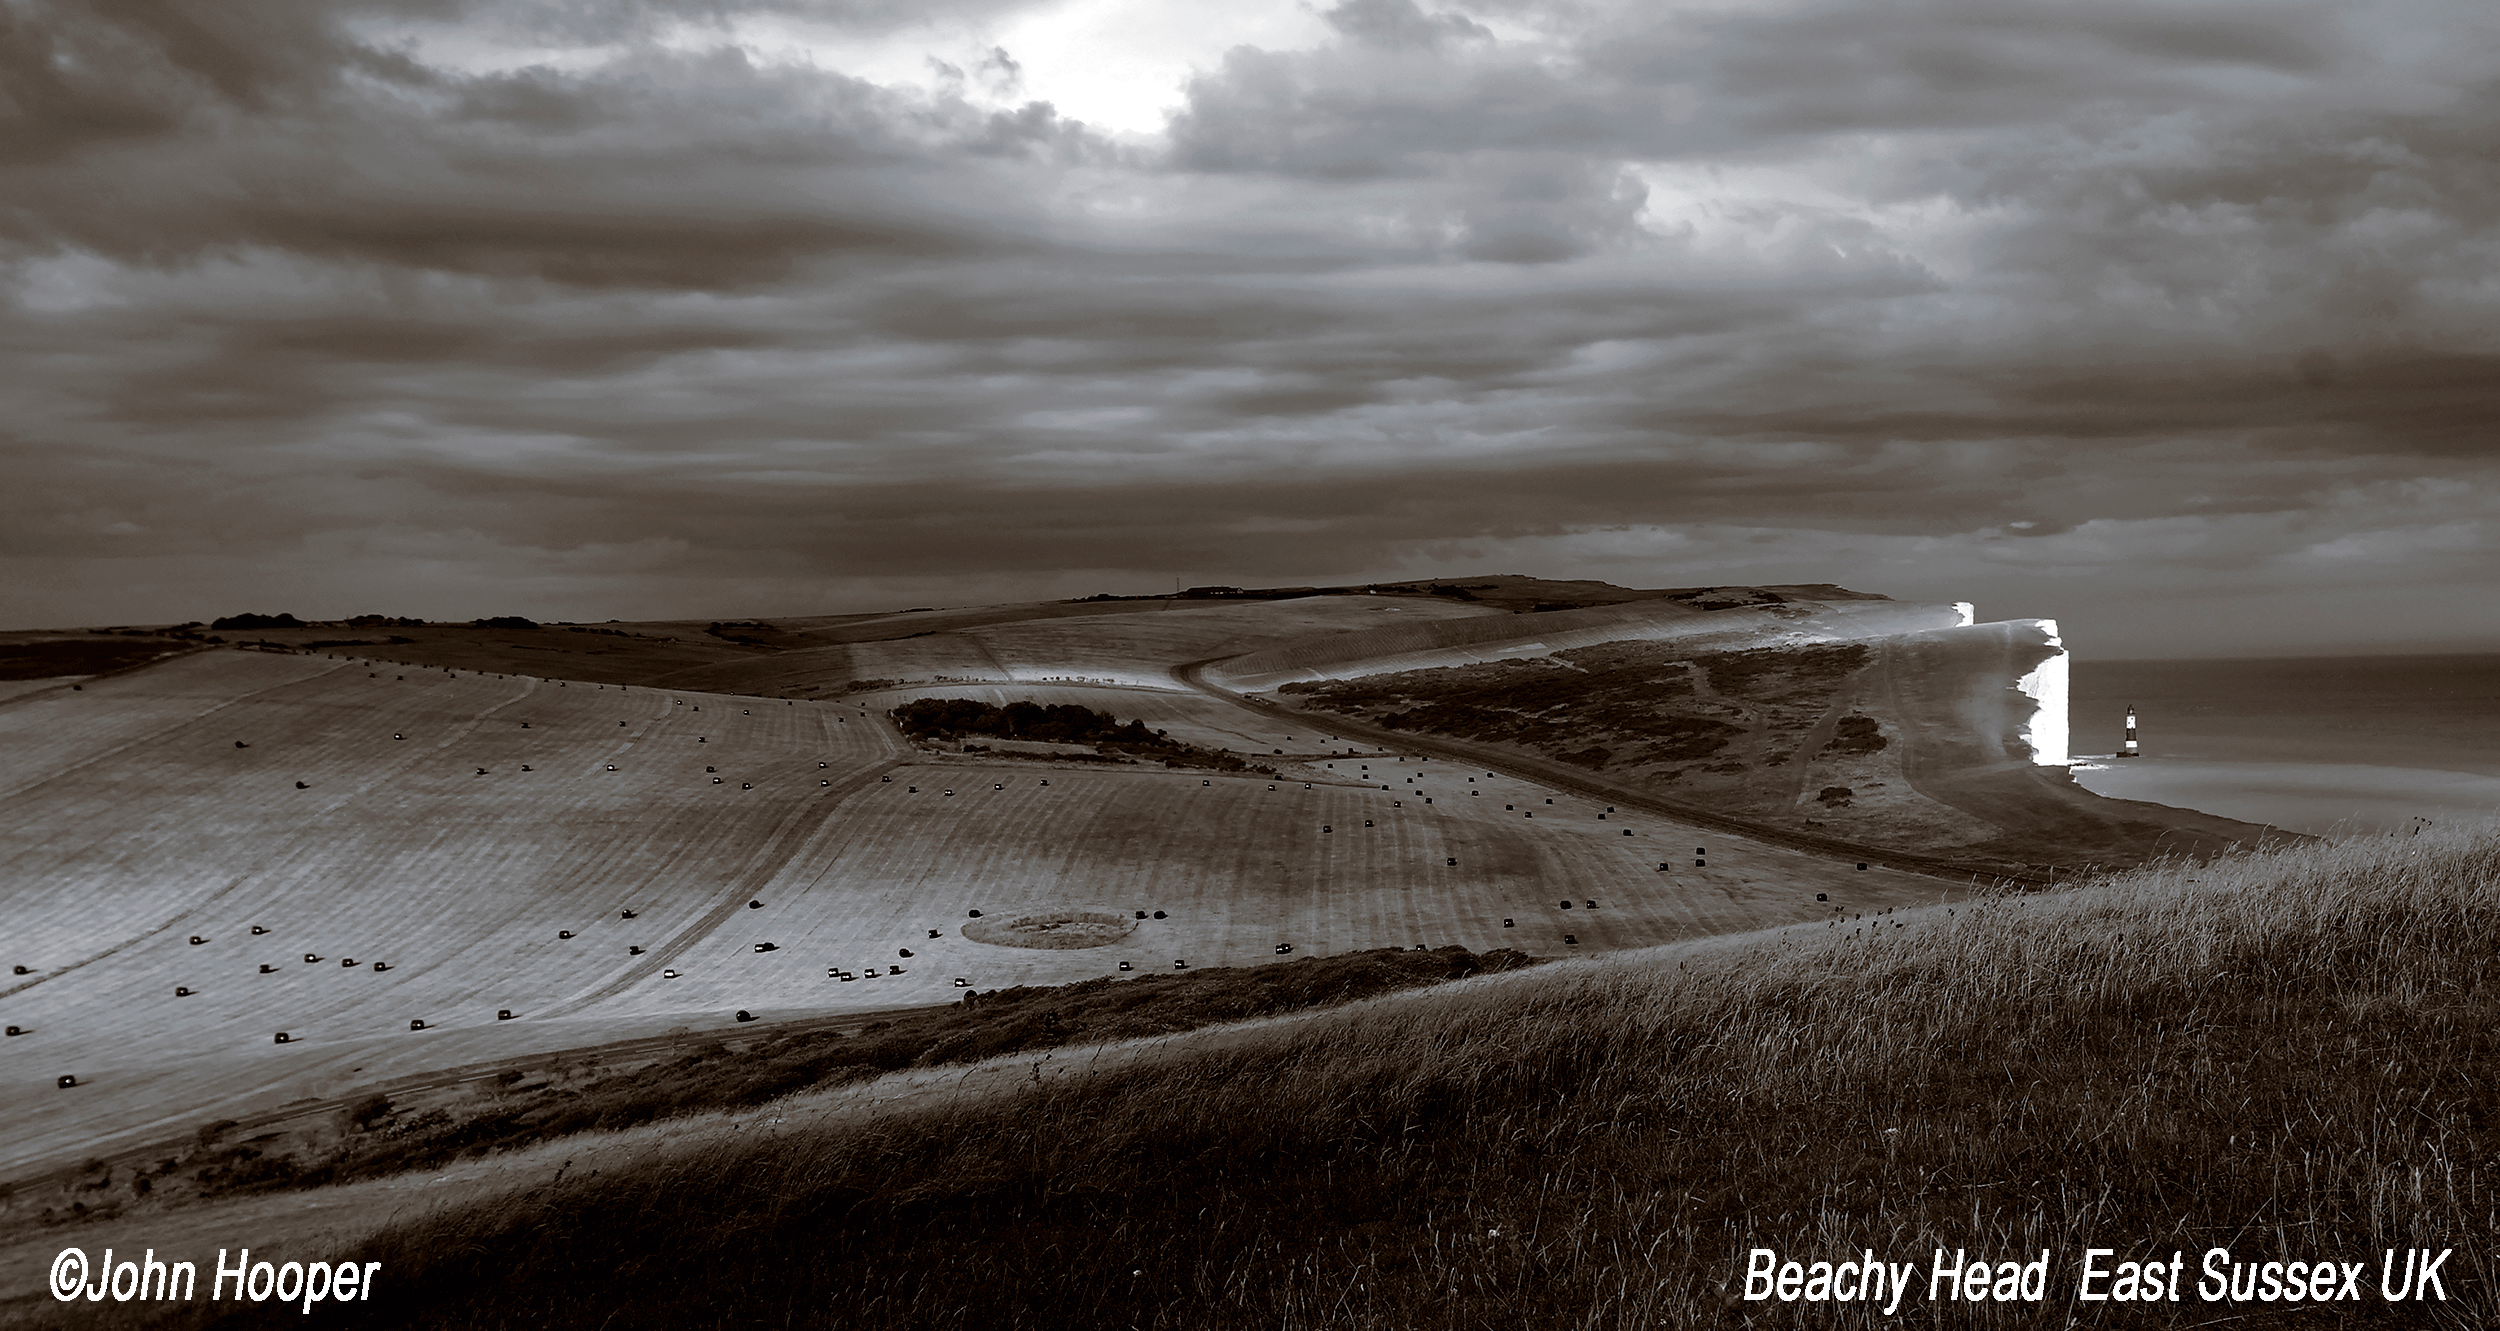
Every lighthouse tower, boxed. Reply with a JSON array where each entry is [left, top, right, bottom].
[[2121, 704, 2139, 758]]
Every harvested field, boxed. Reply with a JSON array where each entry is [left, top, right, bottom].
[[0, 647, 1948, 1183]]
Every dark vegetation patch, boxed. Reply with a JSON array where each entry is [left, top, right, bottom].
[[1824, 713, 1887, 756], [0, 637, 189, 679], [1280, 642, 1871, 768], [897, 698, 1275, 773], [209, 612, 303, 631], [472, 616, 539, 631], [84, 948, 1535, 1208]]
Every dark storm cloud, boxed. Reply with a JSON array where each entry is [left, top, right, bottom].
[[2, 0, 2496, 652]]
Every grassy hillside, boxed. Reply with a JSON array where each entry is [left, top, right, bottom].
[[79, 821, 2498, 1329]]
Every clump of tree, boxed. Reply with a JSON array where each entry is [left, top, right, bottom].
[[473, 616, 539, 630], [345, 614, 427, 627], [1822, 714, 1887, 756], [209, 612, 303, 630], [895, 698, 1175, 751]]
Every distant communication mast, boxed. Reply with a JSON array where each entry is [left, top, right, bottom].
[[2121, 704, 2139, 758]]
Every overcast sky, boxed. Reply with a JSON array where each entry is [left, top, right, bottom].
[[5, 0, 2495, 656]]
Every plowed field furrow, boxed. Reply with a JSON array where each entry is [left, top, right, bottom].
[[539, 756, 906, 1019]]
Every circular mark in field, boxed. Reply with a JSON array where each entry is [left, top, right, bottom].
[[962, 910, 1139, 950]]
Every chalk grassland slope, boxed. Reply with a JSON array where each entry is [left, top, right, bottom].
[[1208, 596, 1969, 692], [50, 824, 2500, 1330], [833, 597, 1506, 694], [1267, 621, 2291, 874], [468, 597, 1508, 701]]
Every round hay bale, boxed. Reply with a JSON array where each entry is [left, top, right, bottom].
[[1446, 857, 1457, 866], [663, 969, 679, 978], [373, 961, 389, 971], [968, 908, 982, 917], [1152, 910, 1166, 919], [706, 766, 716, 773], [1585, 900, 1597, 908], [496, 1009, 514, 1020], [753, 942, 777, 953], [394, 733, 403, 740], [1174, 959, 1188, 968], [821, 779, 830, 786], [898, 948, 914, 957], [1118, 961, 1132, 971], [748, 899, 763, 909], [629, 946, 643, 955], [741, 782, 751, 789], [260, 964, 275, 973], [1816, 893, 1828, 901], [5, 1024, 22, 1036], [622, 909, 637, 919], [963, 911, 1137, 950], [176, 986, 192, 996], [713, 777, 723, 783], [296, 780, 310, 789], [410, 1020, 426, 1030], [928, 929, 941, 938], [235, 740, 247, 749], [558, 931, 574, 939], [1857, 863, 1869, 871], [58, 1074, 75, 1087], [1503, 918, 1514, 927], [341, 957, 357, 966], [304, 953, 322, 964], [735, 1010, 755, 1022], [274, 1032, 291, 1043], [1559, 900, 1572, 909], [954, 977, 970, 987], [190, 936, 207, 945], [1275, 943, 1292, 954], [9, 965, 26, 975], [1564, 934, 1578, 945]]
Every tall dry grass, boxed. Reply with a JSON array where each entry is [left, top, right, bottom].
[[140, 822, 2500, 1329]]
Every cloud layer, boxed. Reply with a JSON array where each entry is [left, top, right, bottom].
[[4, 0, 2495, 655]]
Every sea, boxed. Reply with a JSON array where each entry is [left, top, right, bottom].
[[2066, 654, 2500, 838]]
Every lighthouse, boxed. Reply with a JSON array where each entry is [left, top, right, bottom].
[[2120, 704, 2139, 758]]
